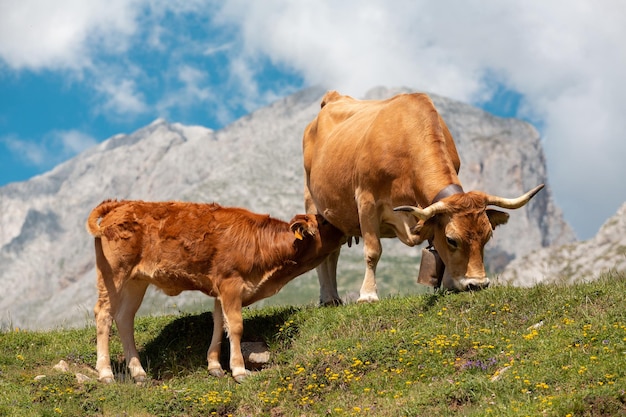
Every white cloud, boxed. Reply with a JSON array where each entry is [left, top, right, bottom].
[[95, 78, 149, 117], [204, 43, 233, 56], [0, 0, 211, 119], [156, 64, 213, 117], [0, 0, 624, 239], [177, 66, 211, 102], [212, 0, 626, 239], [213, 0, 489, 100], [55, 130, 98, 155], [0, 0, 139, 70], [1, 135, 48, 166], [1, 130, 97, 168]]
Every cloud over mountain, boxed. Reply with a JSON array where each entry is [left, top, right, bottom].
[[1, 1, 624, 239]]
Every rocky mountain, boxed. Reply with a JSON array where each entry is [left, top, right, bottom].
[[0, 86, 575, 330], [501, 202, 626, 286]]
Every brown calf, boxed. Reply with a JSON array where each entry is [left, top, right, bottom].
[[86, 200, 344, 383]]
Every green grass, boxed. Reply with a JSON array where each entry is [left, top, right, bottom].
[[1, 271, 625, 416]]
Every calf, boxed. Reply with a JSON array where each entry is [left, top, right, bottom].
[[86, 199, 345, 383]]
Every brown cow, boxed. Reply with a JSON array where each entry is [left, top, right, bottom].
[[86, 200, 344, 383], [303, 90, 543, 304]]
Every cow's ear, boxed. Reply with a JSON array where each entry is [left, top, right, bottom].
[[290, 218, 314, 240], [487, 209, 509, 230], [411, 219, 435, 243]]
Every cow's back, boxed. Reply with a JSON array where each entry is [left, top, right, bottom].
[[304, 91, 459, 235]]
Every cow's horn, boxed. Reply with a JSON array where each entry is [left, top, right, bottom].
[[393, 201, 448, 221], [486, 184, 545, 209]]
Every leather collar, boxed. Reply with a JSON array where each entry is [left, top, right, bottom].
[[431, 184, 464, 204]]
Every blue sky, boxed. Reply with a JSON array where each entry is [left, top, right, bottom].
[[1, 1, 625, 241]]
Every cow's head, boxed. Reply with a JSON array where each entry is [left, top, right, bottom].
[[395, 184, 544, 291]]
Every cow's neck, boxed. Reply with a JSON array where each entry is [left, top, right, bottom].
[[431, 184, 464, 204], [417, 176, 464, 207], [413, 133, 463, 206]]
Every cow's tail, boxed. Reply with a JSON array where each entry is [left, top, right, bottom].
[[86, 199, 127, 237]]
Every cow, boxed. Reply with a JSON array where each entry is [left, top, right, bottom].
[[86, 199, 345, 383], [303, 90, 544, 305]]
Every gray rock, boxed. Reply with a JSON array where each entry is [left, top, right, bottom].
[[53, 360, 69, 372], [241, 341, 271, 369], [75, 373, 91, 383], [501, 202, 626, 286]]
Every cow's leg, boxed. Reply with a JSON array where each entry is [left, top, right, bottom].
[[114, 279, 149, 383], [357, 197, 382, 303], [381, 207, 422, 246], [305, 185, 343, 306], [316, 248, 342, 305], [207, 298, 226, 378]]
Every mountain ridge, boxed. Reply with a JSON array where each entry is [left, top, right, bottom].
[[0, 86, 575, 330], [501, 201, 626, 286]]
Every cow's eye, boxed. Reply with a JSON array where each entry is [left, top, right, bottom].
[[446, 236, 459, 250]]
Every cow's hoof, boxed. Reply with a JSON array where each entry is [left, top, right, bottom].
[[233, 371, 252, 384], [133, 375, 146, 385], [320, 298, 343, 307], [98, 376, 115, 384], [208, 367, 225, 378], [357, 294, 379, 303]]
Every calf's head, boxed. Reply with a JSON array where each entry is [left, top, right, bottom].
[[395, 184, 544, 291], [289, 213, 345, 257]]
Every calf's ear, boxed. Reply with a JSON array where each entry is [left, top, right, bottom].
[[290, 219, 315, 240], [486, 209, 509, 230]]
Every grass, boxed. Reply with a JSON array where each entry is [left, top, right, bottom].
[[1, 270, 625, 416]]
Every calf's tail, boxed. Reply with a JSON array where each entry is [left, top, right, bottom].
[[86, 199, 127, 237]]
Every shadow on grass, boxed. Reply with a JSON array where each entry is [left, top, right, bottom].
[[136, 305, 302, 380]]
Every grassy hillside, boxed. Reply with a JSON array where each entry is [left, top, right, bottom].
[[1, 271, 625, 416]]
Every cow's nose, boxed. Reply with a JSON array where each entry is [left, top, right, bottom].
[[464, 277, 490, 291]]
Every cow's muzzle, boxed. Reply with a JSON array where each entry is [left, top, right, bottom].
[[442, 276, 490, 292], [460, 277, 490, 291]]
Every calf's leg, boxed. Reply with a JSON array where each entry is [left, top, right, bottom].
[[220, 294, 248, 383], [208, 295, 248, 382], [114, 279, 149, 382], [94, 240, 116, 383], [207, 298, 225, 378], [94, 295, 115, 383]]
